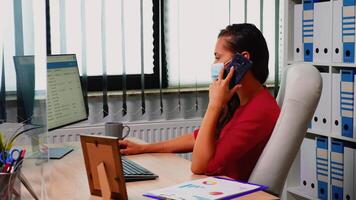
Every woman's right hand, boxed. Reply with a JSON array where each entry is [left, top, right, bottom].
[[118, 139, 146, 155], [208, 67, 241, 110]]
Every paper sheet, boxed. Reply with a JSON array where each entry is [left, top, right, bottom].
[[144, 177, 266, 200]]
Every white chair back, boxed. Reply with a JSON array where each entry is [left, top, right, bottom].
[[248, 63, 322, 196]]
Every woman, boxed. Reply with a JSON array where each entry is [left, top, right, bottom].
[[119, 23, 280, 181]]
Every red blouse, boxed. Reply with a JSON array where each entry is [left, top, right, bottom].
[[193, 88, 280, 181]]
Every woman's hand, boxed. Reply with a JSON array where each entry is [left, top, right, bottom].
[[118, 139, 146, 155], [208, 67, 242, 110]]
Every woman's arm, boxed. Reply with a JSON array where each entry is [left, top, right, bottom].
[[191, 68, 240, 174], [119, 133, 195, 155], [191, 105, 222, 174]]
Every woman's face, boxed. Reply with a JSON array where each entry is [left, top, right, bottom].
[[213, 37, 234, 64]]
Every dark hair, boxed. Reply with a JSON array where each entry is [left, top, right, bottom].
[[216, 23, 269, 133], [218, 23, 269, 84]]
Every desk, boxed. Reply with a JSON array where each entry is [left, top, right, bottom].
[[21, 139, 279, 200]]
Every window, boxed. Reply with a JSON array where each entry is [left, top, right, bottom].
[[2, 0, 278, 92], [47, 0, 166, 91], [165, 0, 277, 87], [0, 0, 47, 92]]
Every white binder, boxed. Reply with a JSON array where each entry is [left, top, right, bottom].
[[311, 72, 331, 132], [332, 0, 343, 63], [354, 149, 356, 197], [332, 73, 341, 136], [294, 4, 303, 61], [344, 145, 354, 200], [300, 137, 317, 197], [313, 1, 332, 63], [353, 74, 356, 142], [343, 1, 356, 63], [330, 140, 344, 200]]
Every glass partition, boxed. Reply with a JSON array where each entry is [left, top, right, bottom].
[[0, 0, 47, 199]]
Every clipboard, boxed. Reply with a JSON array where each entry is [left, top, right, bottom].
[[143, 176, 268, 200], [80, 134, 128, 200]]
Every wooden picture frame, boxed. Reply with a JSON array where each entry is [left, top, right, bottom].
[[80, 135, 128, 200]]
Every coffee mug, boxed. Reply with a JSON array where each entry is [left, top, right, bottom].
[[105, 122, 130, 139]]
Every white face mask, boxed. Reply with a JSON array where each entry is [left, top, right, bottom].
[[210, 59, 231, 80], [210, 63, 224, 80]]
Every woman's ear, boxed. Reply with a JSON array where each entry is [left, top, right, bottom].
[[241, 51, 251, 60]]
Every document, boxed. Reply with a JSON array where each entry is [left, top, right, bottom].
[[143, 177, 267, 200]]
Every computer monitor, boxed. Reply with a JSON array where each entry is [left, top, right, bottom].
[[47, 54, 88, 130], [13, 56, 35, 124], [47, 54, 88, 158]]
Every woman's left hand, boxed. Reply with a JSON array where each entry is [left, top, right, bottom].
[[208, 67, 242, 111]]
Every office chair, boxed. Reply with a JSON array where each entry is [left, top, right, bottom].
[[248, 63, 322, 196]]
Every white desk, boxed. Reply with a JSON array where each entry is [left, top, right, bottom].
[[20, 139, 279, 200]]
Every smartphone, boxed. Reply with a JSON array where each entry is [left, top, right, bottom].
[[223, 53, 253, 88]]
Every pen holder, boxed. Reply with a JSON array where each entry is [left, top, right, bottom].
[[0, 170, 21, 200]]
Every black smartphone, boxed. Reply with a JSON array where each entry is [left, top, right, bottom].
[[223, 53, 253, 88]]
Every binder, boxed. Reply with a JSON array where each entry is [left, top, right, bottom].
[[332, 73, 341, 136], [340, 70, 355, 138], [344, 145, 354, 200], [311, 72, 331, 132], [300, 138, 317, 197], [353, 74, 356, 141], [294, 4, 304, 61], [303, 0, 314, 62], [330, 140, 344, 200], [342, 0, 356, 63], [333, 0, 343, 63], [354, 149, 356, 198], [316, 136, 328, 200], [313, 1, 332, 63]]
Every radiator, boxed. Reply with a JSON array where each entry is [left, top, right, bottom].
[[48, 118, 202, 160], [1, 118, 201, 160]]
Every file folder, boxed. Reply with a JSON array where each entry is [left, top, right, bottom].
[[354, 149, 356, 198], [311, 72, 331, 132], [313, 1, 332, 63], [353, 74, 356, 142], [300, 137, 317, 197], [303, 0, 314, 62], [340, 70, 355, 138], [332, 73, 341, 136], [316, 136, 328, 200], [331, 140, 344, 200], [333, 0, 343, 63], [294, 4, 304, 61], [342, 0, 356, 63], [344, 145, 354, 200]]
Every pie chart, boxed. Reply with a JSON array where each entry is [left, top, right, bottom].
[[202, 180, 217, 185], [209, 191, 223, 195]]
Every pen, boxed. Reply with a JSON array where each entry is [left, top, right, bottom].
[[20, 149, 26, 158], [2, 163, 10, 173]]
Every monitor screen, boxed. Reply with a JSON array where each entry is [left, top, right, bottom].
[[13, 56, 35, 123], [47, 54, 88, 131]]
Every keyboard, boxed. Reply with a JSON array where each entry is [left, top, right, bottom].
[[122, 157, 158, 182]]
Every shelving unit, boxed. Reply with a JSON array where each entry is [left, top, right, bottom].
[[281, 0, 356, 199], [288, 186, 317, 200]]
